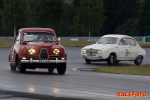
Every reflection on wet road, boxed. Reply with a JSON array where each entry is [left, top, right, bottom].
[[0, 48, 150, 100]]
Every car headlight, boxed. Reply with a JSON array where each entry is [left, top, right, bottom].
[[82, 49, 86, 54], [28, 48, 36, 54], [97, 50, 101, 54], [53, 49, 60, 55]]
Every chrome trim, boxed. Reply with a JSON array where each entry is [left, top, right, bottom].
[[21, 58, 66, 64]]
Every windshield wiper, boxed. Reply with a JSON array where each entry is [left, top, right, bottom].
[[31, 33, 38, 42], [42, 34, 52, 42]]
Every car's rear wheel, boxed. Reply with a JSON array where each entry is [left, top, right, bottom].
[[57, 63, 66, 75], [107, 54, 116, 65], [17, 59, 26, 73], [48, 68, 54, 73], [134, 55, 143, 66], [85, 59, 91, 64]]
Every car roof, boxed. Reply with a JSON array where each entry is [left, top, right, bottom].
[[19, 28, 55, 34], [102, 34, 133, 39]]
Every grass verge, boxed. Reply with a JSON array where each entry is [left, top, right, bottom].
[[0, 40, 13, 48], [90, 64, 150, 76], [0, 40, 150, 48]]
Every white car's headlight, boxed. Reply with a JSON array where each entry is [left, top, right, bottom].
[[97, 50, 101, 54], [82, 49, 86, 54], [28, 48, 36, 54], [53, 49, 60, 55]]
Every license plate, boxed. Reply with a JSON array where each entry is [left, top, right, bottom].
[[39, 60, 52, 63]]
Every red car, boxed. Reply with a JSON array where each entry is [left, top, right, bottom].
[[8, 28, 67, 74]]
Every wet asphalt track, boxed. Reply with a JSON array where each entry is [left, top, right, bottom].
[[0, 47, 150, 100]]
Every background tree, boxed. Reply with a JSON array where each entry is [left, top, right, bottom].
[[0, 0, 7, 36], [137, 0, 150, 36], [74, 0, 105, 37], [32, 0, 64, 27], [0, 0, 27, 36], [100, 0, 139, 35], [116, 18, 139, 36]]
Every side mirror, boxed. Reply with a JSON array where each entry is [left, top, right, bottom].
[[58, 38, 61, 41], [58, 38, 61, 44]]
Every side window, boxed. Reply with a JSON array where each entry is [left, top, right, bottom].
[[119, 38, 128, 45], [128, 38, 136, 46]]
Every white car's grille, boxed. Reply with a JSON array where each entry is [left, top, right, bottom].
[[86, 49, 98, 55]]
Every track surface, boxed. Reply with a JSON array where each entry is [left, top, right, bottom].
[[0, 47, 150, 100]]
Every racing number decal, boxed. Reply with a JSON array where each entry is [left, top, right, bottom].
[[125, 49, 130, 56]]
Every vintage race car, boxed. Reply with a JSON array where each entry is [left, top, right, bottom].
[[8, 28, 67, 74], [81, 34, 146, 65]]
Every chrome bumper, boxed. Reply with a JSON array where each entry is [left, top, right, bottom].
[[21, 58, 66, 64]]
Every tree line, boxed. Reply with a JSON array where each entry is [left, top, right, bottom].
[[0, 0, 149, 37]]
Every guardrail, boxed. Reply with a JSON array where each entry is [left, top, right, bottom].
[[0, 36, 146, 42]]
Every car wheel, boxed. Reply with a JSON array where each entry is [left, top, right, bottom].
[[114, 61, 120, 64], [48, 68, 54, 73], [134, 55, 143, 66], [10, 64, 16, 71], [17, 59, 26, 73], [107, 54, 115, 65], [85, 59, 91, 64], [57, 63, 66, 75]]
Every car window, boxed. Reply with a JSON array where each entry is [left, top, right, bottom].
[[98, 37, 118, 44], [22, 32, 56, 42], [119, 38, 128, 45], [128, 38, 136, 46]]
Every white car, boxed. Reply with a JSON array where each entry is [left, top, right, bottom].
[[81, 34, 146, 65]]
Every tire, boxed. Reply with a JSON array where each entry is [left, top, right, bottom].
[[17, 59, 26, 73], [114, 61, 120, 65], [48, 68, 54, 73], [57, 63, 66, 75], [85, 59, 91, 64], [10, 64, 16, 71], [134, 55, 143, 66], [107, 54, 116, 65]]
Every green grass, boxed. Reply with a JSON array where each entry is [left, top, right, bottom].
[[90, 64, 150, 76], [60, 40, 95, 47], [0, 40, 14, 48], [0, 39, 150, 48]]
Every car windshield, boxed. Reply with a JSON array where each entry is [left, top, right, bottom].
[[22, 32, 56, 42], [98, 37, 118, 44]]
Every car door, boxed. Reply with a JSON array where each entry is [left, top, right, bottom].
[[117, 38, 130, 60], [126, 38, 138, 60]]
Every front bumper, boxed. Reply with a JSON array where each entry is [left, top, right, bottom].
[[21, 58, 66, 64]]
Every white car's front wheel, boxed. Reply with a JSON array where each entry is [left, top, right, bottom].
[[134, 55, 143, 66], [85, 59, 91, 64], [107, 54, 117, 65]]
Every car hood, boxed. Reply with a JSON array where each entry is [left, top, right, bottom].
[[83, 44, 115, 50], [25, 42, 60, 54]]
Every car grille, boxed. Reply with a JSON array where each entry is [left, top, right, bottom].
[[86, 49, 98, 55], [40, 48, 49, 59]]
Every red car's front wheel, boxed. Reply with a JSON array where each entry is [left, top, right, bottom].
[[57, 63, 66, 75]]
